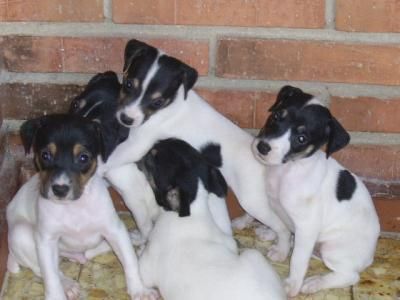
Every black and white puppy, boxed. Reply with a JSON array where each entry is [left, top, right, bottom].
[[7, 115, 156, 300], [138, 138, 286, 300], [69, 71, 159, 244], [99, 39, 291, 261], [253, 86, 380, 296]]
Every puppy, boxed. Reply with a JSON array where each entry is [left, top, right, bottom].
[[69, 71, 159, 244], [252, 86, 380, 296], [99, 39, 291, 261], [7, 114, 156, 300], [137, 138, 286, 300]]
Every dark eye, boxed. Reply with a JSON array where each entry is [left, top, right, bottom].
[[72, 100, 79, 110], [297, 135, 307, 144], [152, 98, 164, 108], [125, 80, 133, 89], [78, 153, 90, 163], [41, 150, 52, 161]]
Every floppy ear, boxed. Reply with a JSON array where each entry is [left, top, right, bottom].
[[180, 63, 198, 100], [20, 116, 46, 154], [92, 122, 110, 162], [269, 85, 303, 112], [205, 167, 227, 198], [326, 117, 350, 157], [123, 39, 150, 73]]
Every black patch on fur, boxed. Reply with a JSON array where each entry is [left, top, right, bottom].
[[139, 138, 227, 217], [336, 170, 356, 201], [69, 71, 129, 161], [200, 143, 223, 168]]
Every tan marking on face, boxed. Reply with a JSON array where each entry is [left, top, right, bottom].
[[79, 99, 87, 109], [134, 78, 140, 88], [78, 159, 97, 191], [151, 91, 162, 100], [73, 144, 85, 157], [297, 125, 306, 133], [281, 109, 288, 118], [151, 149, 158, 156], [48, 143, 57, 157]]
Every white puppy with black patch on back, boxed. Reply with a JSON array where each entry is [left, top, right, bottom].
[[99, 39, 291, 262], [137, 138, 286, 300], [252, 86, 380, 297], [7, 114, 158, 300]]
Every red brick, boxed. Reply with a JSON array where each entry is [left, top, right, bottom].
[[0, 83, 83, 120], [0, 2, 6, 21], [113, 0, 175, 24], [336, 0, 400, 33], [113, 0, 325, 28], [6, 0, 104, 22], [334, 145, 400, 181], [3, 36, 209, 75], [2, 36, 63, 72], [216, 39, 400, 86], [374, 197, 400, 232], [254, 93, 278, 128], [331, 96, 400, 134]]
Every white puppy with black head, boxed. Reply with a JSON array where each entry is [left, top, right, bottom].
[[137, 138, 286, 300], [100, 39, 291, 262], [253, 86, 380, 297], [7, 114, 157, 300]]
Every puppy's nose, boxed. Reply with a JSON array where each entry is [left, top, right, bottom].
[[119, 112, 134, 126], [52, 184, 70, 198], [256, 141, 271, 155]]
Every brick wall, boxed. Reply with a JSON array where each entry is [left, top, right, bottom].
[[0, 0, 400, 231]]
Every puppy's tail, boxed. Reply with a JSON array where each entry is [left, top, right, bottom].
[[200, 143, 222, 168]]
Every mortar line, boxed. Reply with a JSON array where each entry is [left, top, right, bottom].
[[103, 0, 113, 23], [1, 23, 400, 44], [208, 35, 217, 77], [325, 0, 336, 30]]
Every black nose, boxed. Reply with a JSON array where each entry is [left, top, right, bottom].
[[52, 184, 70, 198], [257, 141, 271, 155], [119, 112, 134, 126]]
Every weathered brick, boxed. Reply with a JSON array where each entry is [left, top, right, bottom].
[[374, 197, 400, 232], [334, 145, 400, 181], [216, 39, 400, 86], [6, 0, 104, 22], [336, 0, 400, 33], [2, 36, 63, 72], [0, 83, 83, 120], [0, 1, 6, 21], [366, 182, 400, 198], [113, 0, 325, 28], [2, 36, 209, 75], [331, 96, 400, 133]]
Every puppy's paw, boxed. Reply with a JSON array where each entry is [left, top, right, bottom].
[[129, 229, 147, 246], [301, 275, 323, 294], [131, 287, 160, 300], [231, 214, 254, 230], [61, 277, 80, 300], [255, 225, 276, 241], [267, 244, 288, 262], [284, 277, 302, 298]]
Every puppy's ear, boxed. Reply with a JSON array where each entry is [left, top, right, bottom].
[[204, 167, 227, 198], [269, 85, 302, 112], [20, 116, 47, 154], [326, 117, 350, 157], [123, 39, 150, 73], [180, 63, 198, 100], [87, 71, 119, 87], [92, 122, 110, 162]]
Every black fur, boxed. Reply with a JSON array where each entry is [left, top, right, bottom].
[[69, 71, 129, 161], [138, 138, 227, 217], [200, 143, 223, 168], [257, 86, 350, 162], [119, 39, 198, 126], [336, 170, 357, 201]]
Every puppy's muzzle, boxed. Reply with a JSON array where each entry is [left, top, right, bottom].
[[119, 112, 134, 127], [256, 141, 271, 155], [52, 184, 70, 198]]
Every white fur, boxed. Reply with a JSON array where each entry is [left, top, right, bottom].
[[100, 66, 291, 261], [139, 181, 286, 300], [7, 174, 157, 300], [254, 147, 380, 297]]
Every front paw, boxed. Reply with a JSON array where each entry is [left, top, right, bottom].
[[129, 229, 147, 246], [131, 287, 160, 300], [284, 277, 302, 298], [61, 277, 80, 300], [301, 275, 323, 294], [267, 244, 288, 262]]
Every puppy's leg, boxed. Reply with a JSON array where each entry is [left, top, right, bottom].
[[231, 213, 254, 230], [208, 195, 232, 235], [285, 230, 318, 297], [104, 218, 159, 300], [7, 252, 20, 274], [107, 165, 155, 243], [254, 224, 277, 241], [301, 271, 359, 294]]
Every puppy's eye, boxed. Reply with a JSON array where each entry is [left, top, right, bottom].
[[152, 98, 164, 108], [78, 153, 90, 163], [125, 80, 133, 89], [297, 135, 307, 144], [272, 110, 285, 121], [41, 150, 52, 161], [71, 100, 79, 110]]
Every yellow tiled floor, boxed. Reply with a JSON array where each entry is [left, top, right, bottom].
[[1, 213, 399, 299]]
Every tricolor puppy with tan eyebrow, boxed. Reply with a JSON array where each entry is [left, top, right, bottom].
[[6, 114, 157, 300], [252, 86, 380, 296]]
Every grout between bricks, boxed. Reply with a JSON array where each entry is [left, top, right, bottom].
[[103, 0, 113, 23], [325, 0, 336, 30]]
